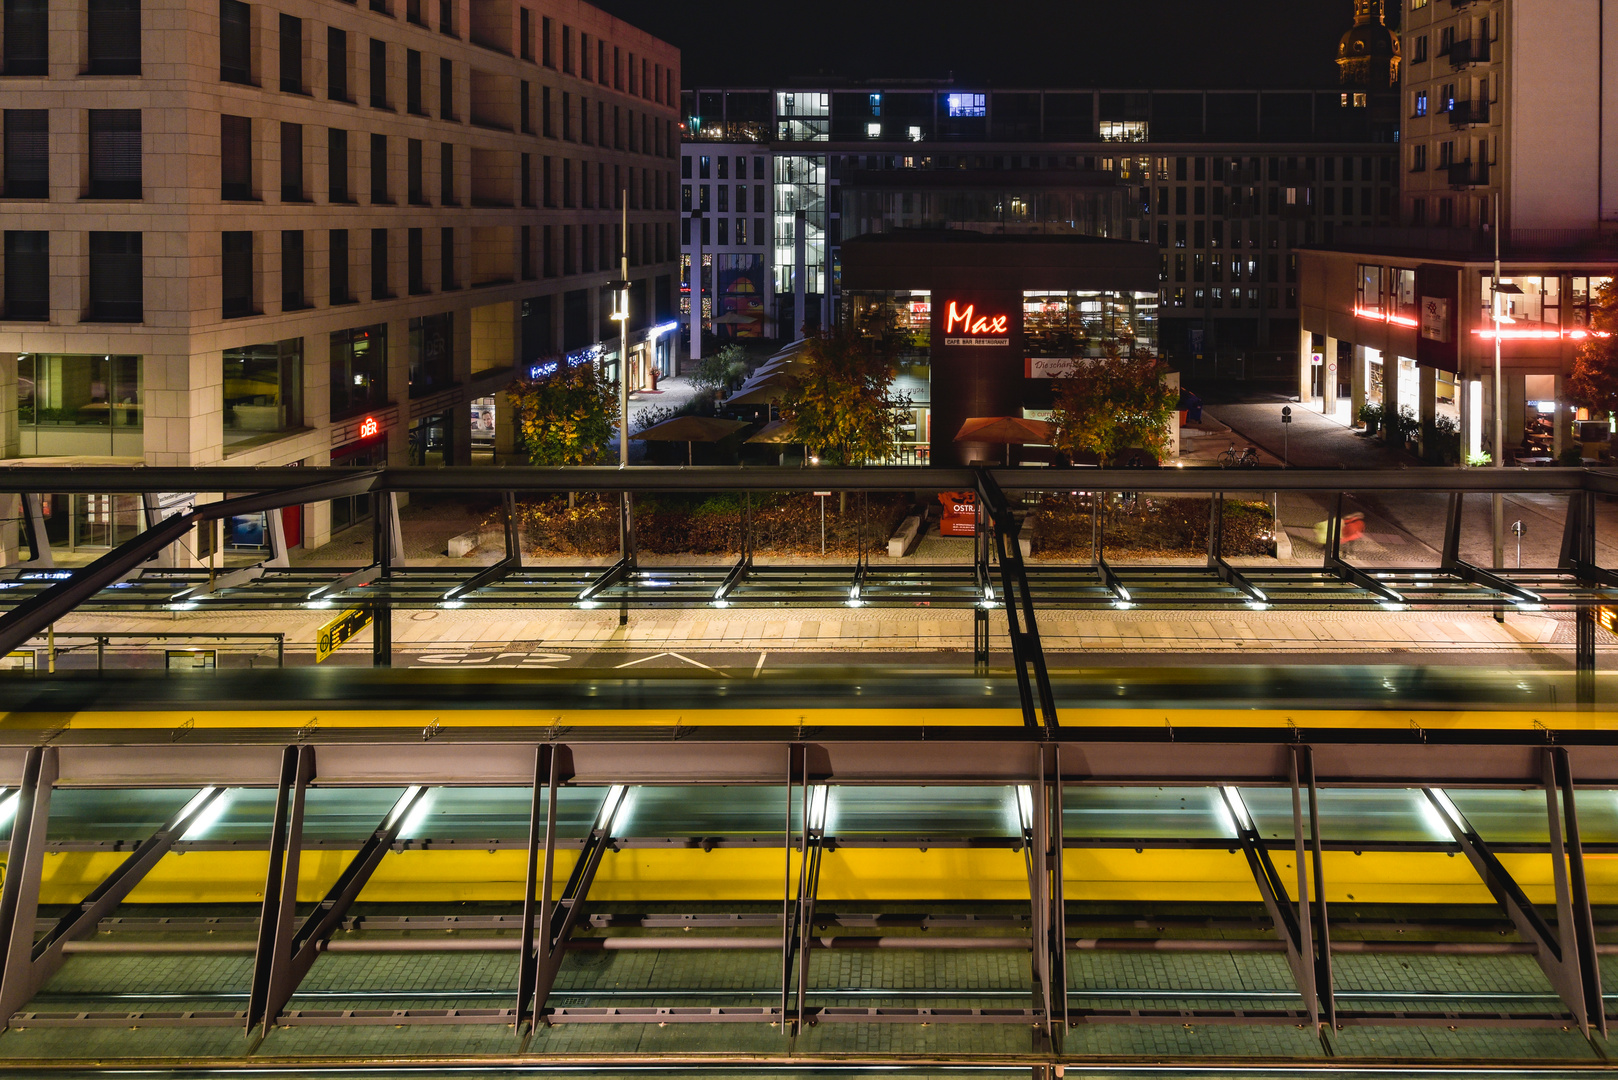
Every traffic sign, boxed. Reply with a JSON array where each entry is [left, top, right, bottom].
[[1281, 406, 1293, 425]]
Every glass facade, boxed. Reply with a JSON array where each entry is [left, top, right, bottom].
[[773, 155, 826, 294], [16, 354, 142, 457], [841, 186, 1138, 241], [330, 324, 388, 420], [408, 312, 454, 396], [223, 339, 303, 446], [1023, 291, 1159, 357]]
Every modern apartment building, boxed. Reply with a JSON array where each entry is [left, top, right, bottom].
[[679, 85, 1401, 367], [1399, 0, 1618, 233], [0, 0, 679, 554], [1298, 0, 1618, 461]]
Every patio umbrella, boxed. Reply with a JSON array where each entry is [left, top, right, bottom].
[[727, 371, 800, 406], [745, 418, 799, 444], [631, 415, 750, 465], [954, 416, 1055, 466]]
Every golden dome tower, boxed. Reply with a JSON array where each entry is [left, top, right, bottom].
[[1337, 0, 1401, 90]]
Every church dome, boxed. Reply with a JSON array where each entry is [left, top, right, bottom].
[[1338, 20, 1398, 63]]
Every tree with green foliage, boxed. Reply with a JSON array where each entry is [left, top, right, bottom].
[[779, 331, 907, 466], [689, 343, 748, 395], [1566, 280, 1618, 418], [508, 357, 618, 466], [1048, 345, 1178, 464]]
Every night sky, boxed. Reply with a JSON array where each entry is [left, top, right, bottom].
[[591, 0, 1368, 91]]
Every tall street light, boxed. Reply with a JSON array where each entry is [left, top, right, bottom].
[[1489, 192, 1521, 579]]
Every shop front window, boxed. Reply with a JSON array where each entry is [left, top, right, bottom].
[[409, 411, 450, 466], [409, 312, 454, 396], [1483, 276, 1560, 325], [470, 395, 497, 463], [1357, 264, 1384, 315], [1022, 291, 1158, 357], [330, 324, 388, 419], [1572, 277, 1613, 326], [16, 353, 142, 457], [223, 339, 303, 446]]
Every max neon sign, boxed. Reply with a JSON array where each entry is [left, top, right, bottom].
[[943, 301, 1010, 345], [358, 416, 380, 438]]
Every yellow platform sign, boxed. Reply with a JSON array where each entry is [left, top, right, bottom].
[[315, 608, 372, 663]]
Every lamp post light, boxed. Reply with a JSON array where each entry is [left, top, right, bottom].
[[1488, 192, 1522, 586]]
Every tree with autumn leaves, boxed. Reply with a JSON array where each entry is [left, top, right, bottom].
[[508, 357, 618, 466], [779, 331, 909, 465], [1048, 344, 1178, 465], [1566, 280, 1618, 420]]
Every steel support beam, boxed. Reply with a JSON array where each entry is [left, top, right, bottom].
[[0, 473, 381, 658], [1546, 746, 1605, 1040], [1032, 745, 1067, 1048], [1561, 490, 1601, 708], [0, 747, 56, 1031], [1299, 745, 1336, 1036], [518, 744, 570, 1034], [977, 468, 1059, 734], [781, 744, 827, 1036], [0, 785, 226, 1025], [247, 747, 425, 1033], [1221, 780, 1322, 1032], [1423, 761, 1604, 1039], [578, 557, 632, 603], [528, 782, 623, 1025], [444, 493, 522, 603]]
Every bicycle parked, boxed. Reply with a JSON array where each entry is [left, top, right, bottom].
[[1218, 443, 1260, 468]]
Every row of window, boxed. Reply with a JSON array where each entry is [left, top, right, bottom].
[[1162, 286, 1296, 312], [0, 0, 138, 74], [1162, 252, 1298, 286], [682, 216, 761, 249], [1141, 183, 1390, 218], [0, 108, 675, 208], [218, 0, 675, 147], [0, 223, 677, 323], [689, 152, 1396, 185]]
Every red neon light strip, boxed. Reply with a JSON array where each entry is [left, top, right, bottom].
[[1472, 328, 1612, 340], [1352, 307, 1418, 328]]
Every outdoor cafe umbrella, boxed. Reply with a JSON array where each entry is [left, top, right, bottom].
[[954, 416, 1055, 466], [631, 415, 750, 465], [727, 370, 799, 406], [745, 417, 802, 466]]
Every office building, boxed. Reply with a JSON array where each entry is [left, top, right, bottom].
[[680, 85, 1401, 368], [0, 0, 680, 553]]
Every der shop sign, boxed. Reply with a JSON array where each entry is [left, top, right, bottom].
[[942, 301, 1010, 347]]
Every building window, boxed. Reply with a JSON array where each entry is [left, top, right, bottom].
[[87, 109, 141, 198], [3, 0, 48, 75], [370, 228, 389, 299], [3, 109, 48, 198], [369, 38, 389, 108], [438, 0, 453, 36], [541, 15, 552, 67], [1414, 90, 1427, 117], [440, 142, 454, 204], [219, 0, 252, 84], [87, 231, 142, 321], [370, 132, 389, 203], [1411, 144, 1426, 172], [280, 122, 303, 200], [222, 230, 255, 317], [17, 354, 142, 454], [3, 231, 48, 320], [407, 138, 424, 204], [223, 339, 302, 444], [407, 49, 424, 114], [329, 228, 350, 304], [87, 0, 141, 74], [328, 127, 350, 201], [281, 229, 304, 309], [327, 28, 348, 101], [329, 324, 387, 419], [408, 227, 425, 294], [440, 58, 455, 119], [1413, 35, 1428, 63], [279, 14, 303, 93], [440, 226, 456, 289], [408, 311, 453, 395], [1357, 263, 1384, 314], [521, 81, 531, 133]]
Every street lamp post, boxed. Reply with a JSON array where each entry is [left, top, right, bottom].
[[611, 193, 632, 627]]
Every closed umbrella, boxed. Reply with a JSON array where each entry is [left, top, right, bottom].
[[631, 415, 751, 465]]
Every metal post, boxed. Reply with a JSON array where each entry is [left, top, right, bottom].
[[1492, 192, 1506, 621]]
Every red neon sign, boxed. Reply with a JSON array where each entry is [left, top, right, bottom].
[[944, 301, 1009, 338], [359, 416, 380, 438]]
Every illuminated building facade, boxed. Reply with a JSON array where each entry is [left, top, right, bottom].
[[681, 85, 1400, 366], [0, 0, 679, 553], [840, 231, 1159, 466]]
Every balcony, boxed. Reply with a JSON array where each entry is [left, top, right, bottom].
[[1449, 99, 1490, 126], [1448, 160, 1490, 187], [1449, 38, 1491, 66]]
